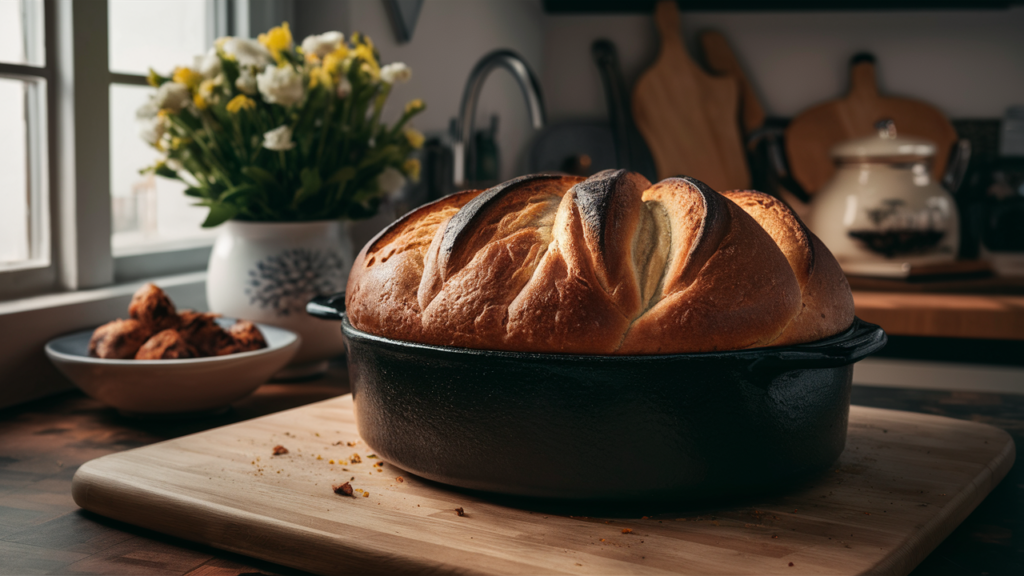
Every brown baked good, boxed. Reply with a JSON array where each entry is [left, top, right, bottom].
[[177, 310, 233, 356], [347, 170, 852, 354], [128, 283, 178, 331], [88, 319, 152, 359], [134, 329, 198, 359], [721, 190, 855, 346], [215, 320, 268, 355]]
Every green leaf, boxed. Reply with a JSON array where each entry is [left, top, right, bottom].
[[219, 184, 256, 203], [292, 167, 322, 208], [242, 165, 281, 190], [184, 187, 204, 198], [325, 166, 356, 185], [201, 202, 238, 227]]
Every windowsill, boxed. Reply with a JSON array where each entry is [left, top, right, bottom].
[[112, 234, 216, 258], [0, 271, 208, 410]]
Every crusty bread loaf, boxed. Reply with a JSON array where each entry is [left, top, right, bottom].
[[346, 171, 853, 354]]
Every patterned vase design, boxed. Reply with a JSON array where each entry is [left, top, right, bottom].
[[207, 220, 353, 371]]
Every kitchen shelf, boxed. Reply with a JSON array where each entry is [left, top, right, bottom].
[[853, 290, 1024, 340], [543, 1, 1020, 12]]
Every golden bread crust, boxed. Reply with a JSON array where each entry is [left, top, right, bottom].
[[722, 190, 855, 345], [346, 172, 853, 354]]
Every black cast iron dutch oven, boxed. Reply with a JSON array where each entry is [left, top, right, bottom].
[[308, 293, 886, 503]]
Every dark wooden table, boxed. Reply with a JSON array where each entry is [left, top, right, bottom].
[[1, 375, 1021, 576]]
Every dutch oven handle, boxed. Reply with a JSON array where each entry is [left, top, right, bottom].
[[750, 318, 887, 374], [306, 292, 346, 321]]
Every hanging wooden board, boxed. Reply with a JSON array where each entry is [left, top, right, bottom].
[[72, 395, 1014, 575], [785, 55, 958, 196], [632, 1, 750, 190], [699, 30, 766, 138]]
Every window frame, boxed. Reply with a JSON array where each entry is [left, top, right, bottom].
[[0, 0, 258, 300], [0, 0, 57, 300]]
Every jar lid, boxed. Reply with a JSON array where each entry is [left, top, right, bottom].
[[830, 119, 936, 162]]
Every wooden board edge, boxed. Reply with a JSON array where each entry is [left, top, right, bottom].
[[71, 461, 471, 576], [863, 428, 1016, 576]]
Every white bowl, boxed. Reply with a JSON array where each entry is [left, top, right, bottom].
[[45, 321, 301, 415]]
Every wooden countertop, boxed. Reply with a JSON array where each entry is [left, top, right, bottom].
[[853, 291, 1024, 340], [0, 377, 1022, 575]]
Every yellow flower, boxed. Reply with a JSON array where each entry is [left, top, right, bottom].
[[193, 93, 207, 110], [352, 32, 375, 52], [308, 65, 333, 89], [157, 109, 169, 119], [322, 44, 349, 75], [405, 99, 425, 115], [147, 68, 163, 87], [403, 158, 421, 182], [198, 78, 218, 99], [258, 22, 293, 62], [226, 94, 256, 113], [170, 136, 184, 150], [172, 67, 203, 90], [360, 62, 379, 82], [354, 44, 379, 77], [404, 128, 424, 149]]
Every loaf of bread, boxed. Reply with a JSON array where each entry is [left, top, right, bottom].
[[346, 171, 854, 354]]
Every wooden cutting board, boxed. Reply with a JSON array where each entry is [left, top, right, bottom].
[[699, 30, 765, 138], [632, 1, 750, 190], [71, 395, 1014, 575], [785, 54, 958, 196]]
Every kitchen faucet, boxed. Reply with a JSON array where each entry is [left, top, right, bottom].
[[453, 50, 545, 188]]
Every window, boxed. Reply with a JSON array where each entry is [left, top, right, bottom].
[[108, 0, 220, 258], [0, 0, 50, 288], [0, 0, 291, 301]]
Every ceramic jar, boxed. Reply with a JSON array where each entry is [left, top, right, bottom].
[[207, 220, 354, 378], [807, 121, 959, 270]]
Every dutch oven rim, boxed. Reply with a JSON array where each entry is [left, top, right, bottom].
[[308, 293, 887, 369]]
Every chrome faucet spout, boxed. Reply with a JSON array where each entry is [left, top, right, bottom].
[[454, 50, 545, 188]]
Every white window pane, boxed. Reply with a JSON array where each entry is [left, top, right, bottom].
[[0, 78, 29, 266], [109, 0, 209, 76], [110, 83, 215, 254], [0, 0, 45, 67]]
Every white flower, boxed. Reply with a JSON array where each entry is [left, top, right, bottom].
[[155, 82, 191, 112], [336, 77, 352, 99], [378, 166, 407, 196], [257, 65, 304, 106], [222, 37, 271, 68], [235, 69, 257, 95], [262, 125, 296, 151], [301, 31, 344, 59], [195, 48, 221, 78], [380, 62, 411, 84], [139, 117, 166, 146], [136, 98, 159, 120], [166, 157, 183, 171]]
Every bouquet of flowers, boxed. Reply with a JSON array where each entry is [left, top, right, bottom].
[[137, 23, 425, 226]]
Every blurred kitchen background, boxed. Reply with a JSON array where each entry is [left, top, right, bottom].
[[0, 0, 1022, 408]]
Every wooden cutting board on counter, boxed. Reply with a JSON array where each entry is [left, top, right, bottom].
[[632, 1, 750, 190], [699, 30, 765, 138], [71, 395, 1014, 575], [785, 54, 958, 196]]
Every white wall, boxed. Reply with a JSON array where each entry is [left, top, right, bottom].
[[544, 7, 1024, 122]]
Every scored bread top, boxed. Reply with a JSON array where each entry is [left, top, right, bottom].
[[346, 170, 853, 354]]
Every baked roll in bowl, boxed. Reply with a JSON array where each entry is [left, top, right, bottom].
[[309, 171, 885, 501]]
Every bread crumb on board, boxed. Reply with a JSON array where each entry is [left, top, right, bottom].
[[272, 445, 288, 455]]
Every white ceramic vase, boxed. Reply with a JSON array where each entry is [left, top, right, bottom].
[[206, 220, 354, 378]]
